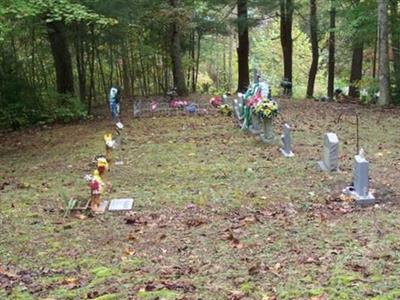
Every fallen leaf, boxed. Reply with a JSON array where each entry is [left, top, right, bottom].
[[123, 248, 135, 256]]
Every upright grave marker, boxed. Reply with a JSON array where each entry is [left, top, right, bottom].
[[343, 155, 375, 204], [318, 133, 339, 171], [249, 113, 262, 135], [280, 123, 294, 157]]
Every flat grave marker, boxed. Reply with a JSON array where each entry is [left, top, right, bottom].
[[108, 198, 134, 211]]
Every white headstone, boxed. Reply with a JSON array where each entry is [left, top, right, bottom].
[[343, 155, 375, 204], [280, 123, 294, 157], [108, 198, 134, 211], [318, 133, 339, 171]]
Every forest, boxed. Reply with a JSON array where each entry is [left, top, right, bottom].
[[0, 0, 398, 129]]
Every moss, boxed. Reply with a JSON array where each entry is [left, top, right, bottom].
[[9, 288, 34, 300], [120, 257, 146, 271], [240, 281, 255, 295], [93, 294, 121, 300], [91, 266, 114, 278], [137, 289, 178, 300]]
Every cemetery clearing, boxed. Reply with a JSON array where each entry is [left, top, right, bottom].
[[1, 98, 400, 299]]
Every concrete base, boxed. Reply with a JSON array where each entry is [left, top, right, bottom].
[[97, 201, 109, 214], [318, 160, 339, 172], [249, 126, 262, 135], [280, 148, 294, 157], [260, 134, 276, 145], [342, 186, 375, 205]]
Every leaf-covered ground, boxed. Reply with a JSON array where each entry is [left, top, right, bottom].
[[1, 99, 400, 300]]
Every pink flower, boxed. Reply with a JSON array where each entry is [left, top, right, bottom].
[[246, 95, 262, 108], [151, 101, 158, 111], [209, 96, 222, 108]]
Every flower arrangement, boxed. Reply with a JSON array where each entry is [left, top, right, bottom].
[[169, 100, 188, 109], [219, 104, 232, 116], [209, 96, 223, 108], [254, 98, 278, 119], [246, 95, 262, 109]]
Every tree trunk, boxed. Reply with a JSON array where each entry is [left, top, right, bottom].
[[237, 0, 250, 92], [348, 43, 364, 98], [372, 33, 378, 78], [228, 32, 233, 92], [327, 1, 336, 100], [169, 0, 188, 96], [87, 28, 96, 115], [280, 0, 294, 95], [74, 24, 86, 103], [121, 42, 131, 97], [46, 21, 74, 94], [191, 31, 196, 92], [194, 31, 201, 92], [378, 0, 391, 106], [389, 0, 400, 99], [306, 0, 319, 98], [95, 40, 108, 99]]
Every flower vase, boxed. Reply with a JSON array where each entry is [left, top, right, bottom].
[[249, 112, 262, 135], [260, 117, 275, 144]]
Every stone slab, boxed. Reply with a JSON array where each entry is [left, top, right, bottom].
[[318, 132, 339, 171], [97, 200, 109, 213], [280, 123, 294, 157], [108, 198, 134, 211]]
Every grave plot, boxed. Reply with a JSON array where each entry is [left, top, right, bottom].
[[132, 100, 219, 118], [1, 99, 400, 300]]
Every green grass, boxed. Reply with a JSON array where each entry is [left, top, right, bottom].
[[0, 99, 400, 299]]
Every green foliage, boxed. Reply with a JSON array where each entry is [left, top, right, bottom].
[[4, 0, 116, 26], [0, 90, 87, 130], [356, 77, 379, 104]]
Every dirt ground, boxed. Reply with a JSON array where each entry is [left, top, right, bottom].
[[0, 98, 400, 299]]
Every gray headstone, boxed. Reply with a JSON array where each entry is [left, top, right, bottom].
[[233, 99, 241, 119], [280, 123, 294, 157], [108, 198, 134, 211], [249, 113, 262, 135], [354, 155, 369, 196], [133, 103, 141, 118], [260, 117, 275, 144], [318, 133, 339, 171], [342, 155, 375, 204]]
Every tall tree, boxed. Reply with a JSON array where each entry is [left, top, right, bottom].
[[389, 0, 400, 100], [378, 0, 391, 105], [348, 43, 364, 98], [47, 21, 74, 94], [306, 0, 319, 98], [280, 0, 293, 95], [169, 0, 189, 96], [327, 0, 336, 100], [348, 0, 364, 99], [237, 0, 249, 92]]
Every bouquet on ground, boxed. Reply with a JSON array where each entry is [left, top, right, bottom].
[[219, 104, 232, 116], [209, 96, 223, 108], [169, 99, 188, 109], [254, 98, 278, 119]]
